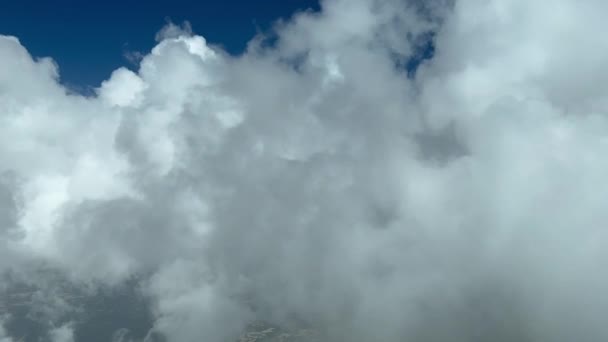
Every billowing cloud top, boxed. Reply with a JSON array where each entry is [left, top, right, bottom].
[[2, 0, 608, 341]]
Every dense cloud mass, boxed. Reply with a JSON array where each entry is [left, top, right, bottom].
[[2, 0, 608, 340]]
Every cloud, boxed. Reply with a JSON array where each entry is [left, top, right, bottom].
[[0, 316, 14, 342], [50, 323, 75, 342], [155, 21, 193, 42], [2, 0, 608, 341], [98, 68, 147, 107]]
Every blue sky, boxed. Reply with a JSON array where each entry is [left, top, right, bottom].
[[0, 0, 320, 88]]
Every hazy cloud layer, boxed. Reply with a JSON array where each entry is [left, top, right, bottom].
[[2, 0, 608, 341]]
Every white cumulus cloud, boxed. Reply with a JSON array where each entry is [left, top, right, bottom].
[[2, 0, 608, 341]]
